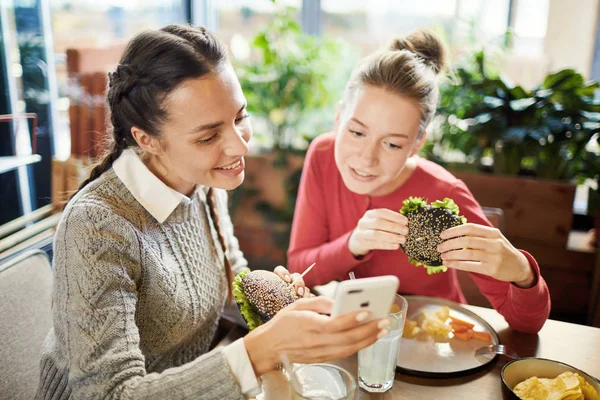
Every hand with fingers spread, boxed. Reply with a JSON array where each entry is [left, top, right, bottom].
[[273, 265, 312, 298], [437, 223, 535, 287], [348, 209, 408, 257], [243, 296, 389, 376]]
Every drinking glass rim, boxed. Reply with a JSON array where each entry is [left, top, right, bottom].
[[390, 294, 408, 317], [291, 363, 357, 398]]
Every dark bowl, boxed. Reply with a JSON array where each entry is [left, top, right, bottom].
[[501, 357, 600, 399]]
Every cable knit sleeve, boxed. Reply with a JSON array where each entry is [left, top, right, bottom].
[[45, 201, 245, 400]]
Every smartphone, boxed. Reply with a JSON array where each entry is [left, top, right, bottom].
[[330, 275, 399, 321]]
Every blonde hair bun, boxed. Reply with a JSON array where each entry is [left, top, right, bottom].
[[388, 29, 447, 74]]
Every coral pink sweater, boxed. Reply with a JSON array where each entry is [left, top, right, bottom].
[[288, 132, 551, 333]]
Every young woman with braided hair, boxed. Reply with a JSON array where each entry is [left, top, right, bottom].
[[36, 25, 389, 400]]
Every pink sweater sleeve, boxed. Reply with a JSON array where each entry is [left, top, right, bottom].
[[450, 180, 551, 333], [287, 142, 369, 286]]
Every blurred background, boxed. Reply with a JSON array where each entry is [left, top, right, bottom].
[[1, 0, 600, 326]]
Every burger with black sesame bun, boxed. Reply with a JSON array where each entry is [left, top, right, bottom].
[[233, 268, 299, 330], [400, 197, 467, 275]]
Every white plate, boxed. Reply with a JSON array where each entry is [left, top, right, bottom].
[[397, 295, 500, 377]]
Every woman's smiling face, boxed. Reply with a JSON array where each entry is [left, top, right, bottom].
[[334, 84, 425, 196]]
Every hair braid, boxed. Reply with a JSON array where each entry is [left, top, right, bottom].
[[206, 187, 234, 305], [69, 140, 126, 201]]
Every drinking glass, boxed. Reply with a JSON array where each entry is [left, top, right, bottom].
[[357, 294, 407, 392], [290, 363, 356, 400]]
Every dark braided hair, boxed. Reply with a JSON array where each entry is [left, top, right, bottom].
[[72, 25, 234, 301], [206, 188, 234, 305]]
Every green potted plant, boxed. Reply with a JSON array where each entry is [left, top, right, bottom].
[[230, 6, 354, 268], [432, 49, 600, 247]]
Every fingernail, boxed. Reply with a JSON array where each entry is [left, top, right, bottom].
[[356, 311, 370, 322], [377, 319, 390, 329], [297, 287, 304, 296], [377, 330, 388, 339], [285, 274, 291, 282]]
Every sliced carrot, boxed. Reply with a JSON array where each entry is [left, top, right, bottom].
[[471, 330, 492, 343], [453, 330, 473, 341], [451, 323, 469, 333], [449, 316, 475, 329]]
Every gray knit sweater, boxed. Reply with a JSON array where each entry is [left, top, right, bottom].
[[36, 168, 248, 400]]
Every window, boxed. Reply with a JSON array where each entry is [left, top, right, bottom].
[[214, 0, 301, 49], [50, 0, 188, 158], [322, 0, 510, 56], [512, 0, 549, 56]]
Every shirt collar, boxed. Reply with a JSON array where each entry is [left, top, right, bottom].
[[113, 148, 193, 223]]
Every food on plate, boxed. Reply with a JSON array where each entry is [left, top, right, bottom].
[[233, 268, 299, 330], [402, 306, 451, 340], [513, 371, 599, 400], [403, 319, 420, 339], [402, 306, 492, 343], [399, 197, 467, 275]]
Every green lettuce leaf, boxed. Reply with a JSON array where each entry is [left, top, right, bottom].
[[408, 257, 448, 275], [233, 268, 263, 331], [431, 198, 459, 214], [400, 197, 428, 215]]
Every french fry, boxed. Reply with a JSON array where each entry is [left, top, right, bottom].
[[450, 322, 469, 333], [453, 330, 473, 341], [449, 316, 475, 329], [471, 330, 492, 343]]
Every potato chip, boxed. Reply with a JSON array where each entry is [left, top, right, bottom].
[[514, 377, 549, 400], [561, 394, 584, 400], [577, 375, 600, 400], [558, 373, 582, 391], [514, 372, 598, 400], [546, 376, 567, 400]]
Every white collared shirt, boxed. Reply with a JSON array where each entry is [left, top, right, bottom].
[[113, 148, 261, 398], [113, 148, 194, 223]]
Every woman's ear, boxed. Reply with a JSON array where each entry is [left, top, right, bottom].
[[410, 131, 428, 157], [131, 127, 162, 155]]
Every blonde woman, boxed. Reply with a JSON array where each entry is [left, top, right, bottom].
[[288, 29, 550, 334]]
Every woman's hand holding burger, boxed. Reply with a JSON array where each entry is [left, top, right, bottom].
[[437, 224, 535, 287], [348, 209, 408, 257], [273, 265, 312, 298]]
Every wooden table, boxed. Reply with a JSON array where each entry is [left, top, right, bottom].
[[256, 305, 600, 400]]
